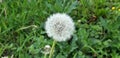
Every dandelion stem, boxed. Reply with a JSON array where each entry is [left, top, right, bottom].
[[44, 54, 47, 58], [49, 40, 56, 58], [73, 53, 77, 58]]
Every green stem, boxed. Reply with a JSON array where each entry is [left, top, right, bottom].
[[49, 40, 56, 58], [44, 54, 47, 58], [73, 53, 77, 58], [82, 45, 98, 55]]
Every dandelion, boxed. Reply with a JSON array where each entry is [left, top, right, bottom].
[[45, 13, 75, 42], [112, 7, 115, 10], [45, 13, 75, 58]]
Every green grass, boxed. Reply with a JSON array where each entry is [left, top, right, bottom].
[[0, 0, 120, 58]]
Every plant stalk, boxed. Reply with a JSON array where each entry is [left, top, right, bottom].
[[49, 40, 56, 58], [44, 54, 47, 58]]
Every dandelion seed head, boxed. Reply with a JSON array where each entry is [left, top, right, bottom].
[[45, 13, 75, 42]]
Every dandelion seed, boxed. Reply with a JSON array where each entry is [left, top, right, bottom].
[[112, 7, 115, 10], [45, 13, 75, 42]]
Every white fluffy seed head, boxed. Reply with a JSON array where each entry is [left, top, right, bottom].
[[45, 13, 75, 42]]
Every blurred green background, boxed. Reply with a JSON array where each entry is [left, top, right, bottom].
[[0, 0, 120, 58]]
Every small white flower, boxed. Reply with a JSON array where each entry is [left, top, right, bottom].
[[41, 45, 51, 54], [45, 45, 51, 48], [45, 13, 75, 42], [77, 20, 81, 23]]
